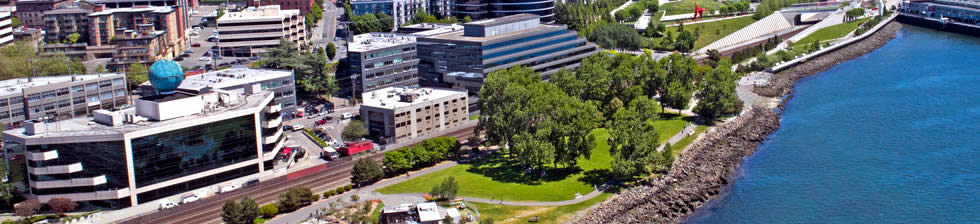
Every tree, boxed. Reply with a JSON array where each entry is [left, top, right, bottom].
[[11, 17, 20, 28], [351, 158, 384, 185], [95, 64, 108, 73], [221, 200, 244, 224], [463, 16, 473, 23], [674, 31, 696, 52], [0, 160, 14, 207], [753, 3, 771, 20], [241, 197, 259, 224], [480, 217, 495, 224], [15, 199, 40, 220], [846, 8, 865, 22], [342, 119, 368, 141], [694, 60, 743, 119], [326, 43, 337, 60], [375, 12, 394, 32], [260, 204, 279, 218], [608, 106, 662, 177], [297, 73, 338, 98], [68, 33, 81, 44], [47, 198, 78, 217], [276, 187, 313, 212], [126, 63, 148, 89], [382, 150, 411, 175], [589, 23, 649, 50]]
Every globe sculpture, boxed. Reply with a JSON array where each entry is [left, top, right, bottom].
[[147, 60, 185, 95]]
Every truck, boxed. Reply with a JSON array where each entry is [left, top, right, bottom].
[[322, 146, 339, 160], [342, 140, 373, 156]]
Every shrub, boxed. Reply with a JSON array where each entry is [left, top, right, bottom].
[[345, 185, 352, 191], [336, 186, 346, 194], [259, 204, 279, 218], [312, 194, 321, 201]]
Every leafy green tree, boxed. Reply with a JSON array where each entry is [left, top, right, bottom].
[[589, 23, 649, 50], [0, 160, 13, 207], [608, 106, 662, 177], [68, 33, 81, 44], [326, 42, 337, 60], [694, 59, 743, 119], [674, 30, 696, 52], [429, 176, 459, 199], [11, 17, 20, 28], [753, 3, 772, 20], [463, 16, 473, 23], [95, 64, 108, 73], [221, 200, 243, 224], [126, 63, 148, 89], [342, 119, 368, 141], [259, 204, 278, 218], [276, 187, 313, 212], [240, 197, 259, 224], [352, 158, 384, 185], [376, 12, 394, 31], [382, 150, 411, 175]]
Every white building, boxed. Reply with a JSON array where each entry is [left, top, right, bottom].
[[139, 68, 299, 113], [0, 9, 14, 47], [359, 87, 467, 144], [216, 5, 305, 57]]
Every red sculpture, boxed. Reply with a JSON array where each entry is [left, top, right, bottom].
[[694, 2, 706, 20]]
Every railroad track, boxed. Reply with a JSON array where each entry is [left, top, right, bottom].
[[119, 126, 476, 224]]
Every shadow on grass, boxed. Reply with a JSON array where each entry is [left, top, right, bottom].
[[464, 151, 584, 185]]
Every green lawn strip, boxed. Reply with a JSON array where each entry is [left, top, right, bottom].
[[666, 16, 757, 50], [661, 0, 726, 16], [369, 201, 384, 223], [467, 193, 612, 224], [468, 114, 479, 120], [303, 128, 328, 146], [648, 113, 694, 144], [669, 125, 708, 157], [254, 218, 267, 224], [793, 17, 871, 47], [377, 130, 614, 202]]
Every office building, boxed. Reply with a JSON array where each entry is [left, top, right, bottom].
[[175, 68, 299, 113], [350, 0, 425, 27], [216, 5, 305, 57], [454, 0, 555, 23], [343, 32, 419, 98], [42, 7, 93, 44], [1, 10, 12, 47], [417, 14, 597, 93], [359, 87, 467, 144], [0, 73, 129, 128], [15, 0, 73, 28], [246, 0, 315, 15], [2, 61, 286, 208], [428, 0, 450, 18]]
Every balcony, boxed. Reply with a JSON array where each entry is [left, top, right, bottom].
[[27, 151, 58, 161], [31, 175, 107, 189], [35, 188, 130, 202], [263, 136, 286, 159], [262, 115, 282, 128], [27, 162, 82, 175], [264, 128, 283, 144], [265, 104, 282, 113]]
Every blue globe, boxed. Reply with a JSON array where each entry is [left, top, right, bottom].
[[148, 60, 185, 94]]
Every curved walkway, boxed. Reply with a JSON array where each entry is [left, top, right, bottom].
[[379, 190, 604, 207]]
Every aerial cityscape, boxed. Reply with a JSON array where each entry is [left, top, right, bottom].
[[0, 0, 976, 222]]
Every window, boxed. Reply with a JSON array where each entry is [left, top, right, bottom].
[[58, 100, 70, 108], [73, 96, 85, 105], [0, 99, 7, 107], [115, 89, 126, 97], [87, 94, 100, 103], [100, 91, 112, 100], [11, 110, 24, 117], [41, 91, 56, 100], [30, 106, 42, 113], [112, 78, 124, 86], [43, 102, 56, 111], [85, 83, 98, 91], [72, 85, 84, 93], [56, 88, 69, 96]]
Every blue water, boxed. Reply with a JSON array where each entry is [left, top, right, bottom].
[[688, 26, 980, 223]]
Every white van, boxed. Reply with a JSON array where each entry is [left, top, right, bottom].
[[341, 112, 353, 119]]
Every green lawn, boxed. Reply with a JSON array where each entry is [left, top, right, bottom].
[[377, 129, 615, 202], [793, 17, 872, 46], [661, 0, 726, 16], [649, 114, 691, 144], [666, 16, 758, 50], [468, 114, 480, 120], [468, 193, 613, 224], [668, 125, 708, 157]]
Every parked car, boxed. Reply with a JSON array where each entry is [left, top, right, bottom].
[[180, 194, 200, 204], [341, 112, 354, 120], [219, 185, 238, 193], [184, 49, 193, 54], [242, 179, 260, 188], [292, 124, 305, 130], [316, 119, 326, 125], [160, 201, 178, 210], [199, 57, 211, 61], [192, 43, 201, 47]]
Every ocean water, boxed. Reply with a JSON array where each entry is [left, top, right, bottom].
[[687, 26, 980, 223]]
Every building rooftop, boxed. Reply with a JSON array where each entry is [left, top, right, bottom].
[[349, 32, 417, 52], [416, 202, 442, 222], [425, 23, 563, 42], [466, 13, 539, 27], [410, 24, 464, 37], [177, 68, 293, 92], [88, 6, 175, 16], [0, 73, 123, 97], [218, 5, 300, 22], [3, 91, 273, 140], [361, 87, 465, 110], [42, 7, 92, 16]]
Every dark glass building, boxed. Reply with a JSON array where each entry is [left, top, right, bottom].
[[3, 90, 285, 209], [454, 0, 555, 23]]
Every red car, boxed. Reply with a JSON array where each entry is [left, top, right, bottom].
[[316, 120, 326, 125], [192, 43, 201, 47], [296, 112, 304, 117]]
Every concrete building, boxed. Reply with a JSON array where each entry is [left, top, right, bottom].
[[246, 0, 315, 15], [13, 27, 45, 46], [176, 68, 299, 113], [343, 32, 419, 98], [2, 64, 286, 208], [41, 7, 93, 44], [88, 6, 186, 71], [82, 0, 191, 34], [417, 14, 597, 93], [0, 73, 129, 128], [453, 0, 555, 23], [350, 0, 425, 27], [359, 87, 467, 144], [216, 5, 305, 57], [1, 10, 12, 47], [15, 0, 73, 28]]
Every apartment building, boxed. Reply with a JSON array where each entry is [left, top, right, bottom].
[[42, 8, 93, 44], [216, 5, 305, 57], [86, 6, 185, 71], [246, 0, 315, 15], [343, 32, 419, 98], [417, 14, 597, 93], [0, 73, 129, 128], [2, 89, 284, 208], [82, 0, 191, 33], [360, 87, 468, 144], [350, 0, 425, 27], [15, 0, 73, 28], [0, 10, 12, 47]]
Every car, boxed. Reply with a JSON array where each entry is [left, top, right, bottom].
[[316, 120, 326, 125], [296, 112, 304, 117], [180, 194, 200, 204], [242, 179, 260, 188], [236, 58, 248, 63], [184, 49, 193, 54], [160, 201, 178, 210], [199, 57, 211, 61], [219, 185, 238, 193], [341, 112, 354, 119], [192, 43, 201, 47], [283, 125, 294, 131], [292, 124, 305, 130]]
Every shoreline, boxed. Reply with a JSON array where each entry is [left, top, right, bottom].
[[575, 21, 903, 224]]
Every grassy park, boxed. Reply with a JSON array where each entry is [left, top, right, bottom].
[[467, 193, 613, 224], [794, 17, 872, 46], [666, 16, 758, 50], [661, 0, 726, 15], [668, 125, 709, 156]]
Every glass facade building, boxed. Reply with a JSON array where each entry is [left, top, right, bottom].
[[454, 0, 555, 23], [26, 140, 131, 208]]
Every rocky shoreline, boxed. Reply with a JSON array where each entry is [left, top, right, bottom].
[[575, 21, 903, 224]]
